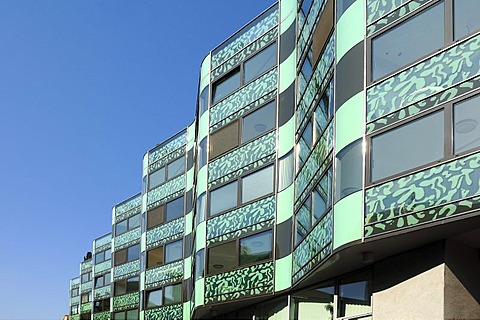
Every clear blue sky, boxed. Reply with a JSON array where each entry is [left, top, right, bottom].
[[0, 1, 274, 319]]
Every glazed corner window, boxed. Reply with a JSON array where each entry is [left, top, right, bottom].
[[335, 139, 363, 202], [242, 165, 274, 204], [198, 137, 208, 168], [239, 230, 272, 265], [454, 0, 480, 40], [454, 94, 480, 154], [209, 181, 238, 216], [212, 68, 241, 103], [166, 196, 184, 221], [371, 1, 444, 81], [198, 85, 209, 116], [196, 193, 206, 224], [371, 110, 444, 182], [209, 121, 239, 159], [147, 205, 164, 229], [195, 249, 205, 280], [242, 101, 276, 143], [148, 167, 165, 190], [167, 157, 185, 179], [244, 43, 276, 83]]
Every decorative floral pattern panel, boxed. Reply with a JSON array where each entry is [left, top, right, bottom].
[[295, 122, 333, 208], [70, 296, 80, 305], [207, 196, 275, 240], [114, 227, 141, 250], [81, 260, 92, 273], [80, 281, 92, 293], [113, 292, 140, 311], [148, 131, 187, 166], [367, 0, 428, 36], [71, 277, 80, 286], [212, 28, 278, 82], [70, 315, 79, 320], [149, 147, 185, 174], [113, 260, 140, 281], [367, 74, 480, 134], [115, 194, 141, 222], [367, 0, 409, 24], [93, 311, 110, 320], [204, 261, 274, 304], [93, 285, 110, 299], [365, 152, 480, 236], [210, 68, 277, 128], [146, 217, 184, 250], [208, 131, 276, 188], [147, 174, 185, 210], [145, 260, 183, 289], [94, 234, 111, 252], [94, 260, 111, 275], [80, 303, 92, 313], [211, 7, 278, 68], [145, 304, 183, 320], [367, 34, 480, 122], [293, 211, 333, 283]]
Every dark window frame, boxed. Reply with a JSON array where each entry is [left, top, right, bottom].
[[93, 298, 110, 313], [144, 282, 183, 309], [94, 248, 111, 264], [114, 276, 139, 296], [148, 156, 186, 191], [114, 244, 140, 266], [146, 238, 184, 270], [94, 273, 111, 289], [115, 213, 141, 237]]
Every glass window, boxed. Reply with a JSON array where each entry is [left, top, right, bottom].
[[149, 168, 165, 190], [81, 272, 91, 283], [292, 285, 334, 319], [239, 230, 272, 265], [95, 251, 104, 264], [165, 240, 183, 263], [127, 244, 140, 262], [198, 137, 208, 168], [454, 94, 480, 154], [371, 2, 445, 81], [113, 312, 125, 320], [146, 289, 162, 308], [209, 181, 238, 216], [147, 246, 164, 268], [313, 171, 331, 223], [81, 293, 89, 303], [126, 310, 138, 320], [128, 214, 140, 230], [196, 193, 206, 224], [71, 288, 79, 297], [371, 111, 444, 182], [242, 102, 276, 142], [199, 85, 209, 116], [166, 197, 184, 221], [278, 150, 294, 192], [301, 0, 312, 15], [94, 276, 104, 288], [167, 157, 184, 179], [210, 121, 239, 159], [242, 165, 274, 204], [114, 280, 126, 296], [338, 271, 372, 317], [164, 283, 182, 305], [208, 241, 236, 275], [212, 69, 241, 103], [298, 120, 313, 170], [115, 220, 127, 236], [335, 139, 363, 201], [195, 249, 205, 280], [454, 0, 480, 40], [115, 249, 127, 266], [126, 276, 139, 293], [147, 205, 164, 229], [244, 43, 277, 83]]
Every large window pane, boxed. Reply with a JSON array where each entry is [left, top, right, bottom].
[[242, 165, 274, 204], [210, 181, 238, 216], [126, 276, 139, 293], [338, 272, 372, 317], [166, 197, 184, 221], [115, 220, 127, 236], [371, 111, 444, 182], [242, 102, 276, 143], [198, 137, 208, 168], [147, 206, 164, 229], [114, 281, 126, 296], [126, 310, 138, 320], [208, 241, 236, 274], [165, 240, 183, 263], [240, 230, 272, 265], [292, 285, 334, 320], [244, 43, 277, 83], [167, 157, 184, 179], [127, 244, 140, 262], [128, 214, 140, 230], [210, 121, 239, 159], [335, 139, 363, 201], [195, 249, 205, 280], [212, 69, 241, 103], [454, 94, 480, 154], [146, 289, 162, 308], [113, 312, 125, 320], [199, 85, 209, 116], [454, 0, 480, 40], [371, 2, 444, 81], [149, 168, 165, 190], [147, 246, 164, 268], [164, 284, 182, 305], [196, 193, 206, 224]]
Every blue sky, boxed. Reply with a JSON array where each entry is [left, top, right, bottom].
[[0, 1, 274, 319]]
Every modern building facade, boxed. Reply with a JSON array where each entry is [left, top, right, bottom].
[[68, 0, 480, 319]]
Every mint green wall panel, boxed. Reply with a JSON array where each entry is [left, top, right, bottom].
[[333, 191, 363, 249], [275, 254, 292, 292], [335, 92, 364, 152], [336, 0, 364, 62]]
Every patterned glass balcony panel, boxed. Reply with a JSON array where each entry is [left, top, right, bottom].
[[93, 285, 110, 300], [206, 196, 275, 245], [147, 174, 185, 211], [80, 281, 92, 293], [204, 261, 274, 304], [94, 260, 111, 275], [145, 260, 183, 290], [114, 227, 141, 251], [115, 194, 142, 223], [211, 5, 278, 68], [94, 233, 111, 252], [145, 304, 183, 320], [80, 303, 92, 313], [93, 311, 110, 320], [293, 210, 333, 283], [148, 130, 187, 173], [113, 292, 140, 312], [208, 131, 276, 189], [367, 0, 409, 25], [366, 151, 480, 237], [113, 259, 140, 281], [146, 217, 184, 250]]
